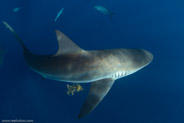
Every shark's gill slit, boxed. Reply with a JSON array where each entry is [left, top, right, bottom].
[[112, 71, 127, 79]]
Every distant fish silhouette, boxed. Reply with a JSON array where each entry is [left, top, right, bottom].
[[94, 5, 115, 19], [13, 7, 21, 12], [0, 48, 7, 66], [55, 8, 64, 22]]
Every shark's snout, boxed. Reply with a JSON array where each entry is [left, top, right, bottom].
[[143, 49, 153, 64]]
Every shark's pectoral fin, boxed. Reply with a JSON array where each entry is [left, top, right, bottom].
[[54, 30, 84, 56], [78, 78, 115, 119]]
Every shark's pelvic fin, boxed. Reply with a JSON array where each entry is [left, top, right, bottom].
[[55, 30, 84, 56], [2, 21, 28, 51], [78, 78, 115, 119]]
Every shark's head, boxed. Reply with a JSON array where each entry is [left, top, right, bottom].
[[129, 49, 153, 66], [110, 49, 153, 79], [124, 49, 153, 74], [142, 49, 153, 64]]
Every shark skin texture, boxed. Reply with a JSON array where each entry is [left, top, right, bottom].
[[2, 21, 153, 119]]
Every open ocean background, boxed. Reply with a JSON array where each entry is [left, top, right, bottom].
[[0, 0, 184, 123]]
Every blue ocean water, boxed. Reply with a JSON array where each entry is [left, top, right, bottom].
[[0, 0, 184, 122]]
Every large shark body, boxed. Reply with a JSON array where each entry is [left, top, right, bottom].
[[3, 21, 153, 118]]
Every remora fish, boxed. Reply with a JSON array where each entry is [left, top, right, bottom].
[[2, 21, 153, 118], [0, 48, 7, 66], [94, 5, 114, 19], [55, 8, 64, 22]]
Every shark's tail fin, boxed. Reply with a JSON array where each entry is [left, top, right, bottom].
[[2, 21, 28, 51], [0, 48, 7, 66]]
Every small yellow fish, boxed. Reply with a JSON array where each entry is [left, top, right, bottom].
[[67, 83, 83, 96]]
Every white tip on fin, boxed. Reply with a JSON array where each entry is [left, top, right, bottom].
[[55, 30, 83, 56]]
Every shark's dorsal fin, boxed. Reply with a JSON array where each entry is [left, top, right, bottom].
[[78, 78, 115, 118], [55, 30, 83, 56]]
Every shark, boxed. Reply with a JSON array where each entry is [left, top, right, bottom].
[[2, 21, 153, 119]]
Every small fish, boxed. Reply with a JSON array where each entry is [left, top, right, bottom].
[[55, 8, 64, 22], [67, 84, 83, 96], [0, 48, 7, 66], [94, 5, 115, 19], [13, 7, 21, 12]]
